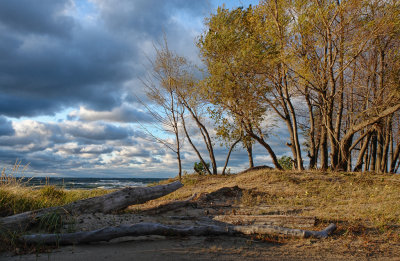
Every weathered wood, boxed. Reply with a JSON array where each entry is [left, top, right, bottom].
[[0, 181, 183, 233], [233, 223, 337, 239], [230, 206, 315, 216], [140, 194, 197, 215], [19, 222, 337, 245], [213, 215, 316, 228]]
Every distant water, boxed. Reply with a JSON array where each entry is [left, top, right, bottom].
[[15, 177, 167, 190]]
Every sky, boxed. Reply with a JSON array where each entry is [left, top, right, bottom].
[[0, 0, 292, 178]]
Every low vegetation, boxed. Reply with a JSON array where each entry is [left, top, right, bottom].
[[1, 168, 400, 256], [144, 170, 400, 249], [0, 171, 111, 217], [158, 170, 400, 225]]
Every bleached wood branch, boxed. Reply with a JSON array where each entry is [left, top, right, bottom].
[[0, 181, 183, 233], [213, 215, 316, 228], [19, 222, 337, 245], [140, 194, 197, 215]]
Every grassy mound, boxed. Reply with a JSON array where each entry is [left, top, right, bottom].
[[151, 170, 400, 239], [0, 172, 111, 217], [1, 169, 400, 256]]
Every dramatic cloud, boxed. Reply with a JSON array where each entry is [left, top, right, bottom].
[[0, 0, 74, 37], [0, 118, 177, 176], [0, 0, 285, 178], [68, 104, 153, 123], [0, 116, 14, 136], [0, 0, 208, 118]]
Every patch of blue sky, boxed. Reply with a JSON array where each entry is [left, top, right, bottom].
[[170, 11, 204, 35], [211, 0, 260, 10], [69, 0, 99, 24]]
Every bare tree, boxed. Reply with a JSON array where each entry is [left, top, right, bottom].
[[140, 39, 189, 180]]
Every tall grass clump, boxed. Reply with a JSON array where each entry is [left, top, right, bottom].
[[0, 161, 41, 216], [0, 162, 111, 217]]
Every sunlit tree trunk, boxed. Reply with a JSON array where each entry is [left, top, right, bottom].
[[246, 143, 254, 168]]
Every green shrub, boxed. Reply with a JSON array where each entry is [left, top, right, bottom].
[[278, 156, 293, 170], [194, 162, 210, 175]]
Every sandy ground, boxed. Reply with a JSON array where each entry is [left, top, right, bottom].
[[2, 235, 399, 261], [1, 186, 400, 260]]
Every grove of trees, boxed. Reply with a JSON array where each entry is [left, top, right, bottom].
[[143, 0, 400, 179]]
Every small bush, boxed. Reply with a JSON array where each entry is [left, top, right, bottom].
[[278, 156, 293, 170], [194, 162, 210, 175]]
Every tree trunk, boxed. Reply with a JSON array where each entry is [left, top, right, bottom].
[[337, 134, 353, 171], [0, 181, 183, 233], [176, 132, 182, 180], [376, 127, 383, 172], [390, 143, 400, 173], [364, 141, 370, 172], [248, 131, 283, 170], [320, 125, 329, 170], [19, 222, 337, 245], [222, 139, 241, 175], [185, 105, 217, 175], [354, 132, 372, 172], [370, 131, 378, 171], [305, 90, 318, 169], [381, 118, 392, 173], [246, 143, 254, 168], [181, 114, 212, 175]]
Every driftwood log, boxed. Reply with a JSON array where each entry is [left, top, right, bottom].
[[0, 181, 183, 232], [140, 194, 197, 215], [213, 215, 316, 228], [19, 222, 337, 245]]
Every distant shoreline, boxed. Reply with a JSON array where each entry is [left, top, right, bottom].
[[14, 177, 167, 190]]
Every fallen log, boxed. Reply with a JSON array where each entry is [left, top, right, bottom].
[[213, 215, 316, 228], [233, 223, 336, 238], [19, 222, 337, 245], [140, 194, 197, 215], [0, 181, 183, 233], [230, 206, 315, 216]]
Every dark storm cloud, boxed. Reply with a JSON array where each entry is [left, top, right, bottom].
[[0, 94, 60, 117], [0, 0, 74, 37], [64, 122, 132, 140], [0, 0, 239, 177], [68, 104, 154, 123], [0, 27, 130, 116], [0, 116, 14, 136], [96, 0, 208, 36], [0, 0, 209, 118]]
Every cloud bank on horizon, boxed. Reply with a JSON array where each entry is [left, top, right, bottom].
[[0, 0, 285, 178]]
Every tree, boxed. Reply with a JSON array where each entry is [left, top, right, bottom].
[[289, 0, 400, 171], [175, 76, 219, 175], [141, 40, 188, 180], [198, 6, 283, 170], [199, 0, 400, 173]]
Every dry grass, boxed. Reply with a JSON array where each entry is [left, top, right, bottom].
[[0, 166, 113, 253], [0, 166, 112, 217], [144, 170, 400, 258], [3, 168, 399, 231], [2, 168, 400, 257], [145, 170, 400, 238]]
